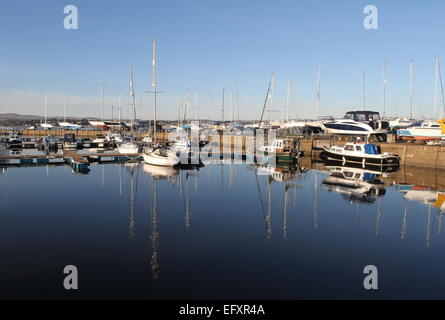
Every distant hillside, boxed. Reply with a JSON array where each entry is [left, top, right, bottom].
[[0, 113, 99, 120]]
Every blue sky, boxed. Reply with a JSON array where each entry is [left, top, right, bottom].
[[0, 0, 444, 120]]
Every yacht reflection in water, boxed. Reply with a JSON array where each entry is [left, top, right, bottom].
[[143, 164, 179, 280], [322, 165, 389, 203], [249, 161, 309, 240]]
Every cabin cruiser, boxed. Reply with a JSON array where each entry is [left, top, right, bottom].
[[63, 133, 77, 149], [118, 141, 140, 154], [321, 111, 389, 137], [323, 141, 399, 168], [105, 132, 123, 143], [397, 119, 445, 141], [5, 132, 22, 149]]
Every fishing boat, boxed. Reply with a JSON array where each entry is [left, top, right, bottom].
[[397, 119, 445, 141], [321, 111, 389, 137], [143, 35, 179, 167], [323, 141, 400, 168], [118, 67, 140, 155], [259, 138, 299, 163]]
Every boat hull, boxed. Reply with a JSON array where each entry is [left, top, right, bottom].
[[323, 149, 399, 167], [143, 153, 179, 167]]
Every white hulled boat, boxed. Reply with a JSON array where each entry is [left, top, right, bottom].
[[397, 119, 445, 140], [118, 67, 140, 155], [143, 35, 179, 167], [321, 111, 389, 136]]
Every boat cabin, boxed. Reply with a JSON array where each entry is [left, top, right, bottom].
[[344, 111, 381, 122]]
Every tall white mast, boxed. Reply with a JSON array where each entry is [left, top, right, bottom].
[[383, 59, 388, 118], [152, 35, 157, 143], [101, 84, 105, 122], [434, 56, 439, 119], [362, 71, 366, 111], [315, 64, 322, 120], [63, 98, 67, 122], [129, 66, 136, 142], [44, 95, 48, 123], [410, 60, 414, 120], [231, 91, 234, 122], [118, 93, 122, 123], [270, 72, 275, 122], [286, 78, 291, 122], [295, 80, 299, 120]]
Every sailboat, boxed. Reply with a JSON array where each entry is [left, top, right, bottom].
[[59, 98, 82, 129], [143, 35, 179, 167], [88, 85, 107, 129], [118, 67, 140, 155], [40, 95, 53, 129]]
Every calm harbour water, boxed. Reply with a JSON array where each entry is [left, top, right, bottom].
[[0, 159, 445, 299]]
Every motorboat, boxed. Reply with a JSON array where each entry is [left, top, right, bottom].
[[323, 141, 399, 168], [63, 133, 77, 149], [5, 132, 22, 149], [259, 138, 300, 163], [118, 142, 140, 154], [322, 111, 389, 136], [397, 119, 445, 140], [106, 132, 123, 143]]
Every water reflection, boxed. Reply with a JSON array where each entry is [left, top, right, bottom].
[[322, 165, 387, 204], [6, 156, 445, 298]]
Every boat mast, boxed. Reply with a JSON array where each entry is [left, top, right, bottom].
[[315, 64, 322, 120], [269, 72, 275, 122], [410, 60, 414, 120], [118, 93, 122, 123], [221, 89, 225, 123], [44, 95, 48, 124], [286, 78, 291, 122], [129, 66, 136, 142], [383, 59, 387, 118], [434, 56, 439, 119], [362, 71, 366, 111], [63, 98, 67, 122], [152, 35, 157, 144], [101, 84, 105, 122]]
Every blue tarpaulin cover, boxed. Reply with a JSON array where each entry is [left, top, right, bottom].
[[364, 143, 378, 155], [363, 173, 376, 181]]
